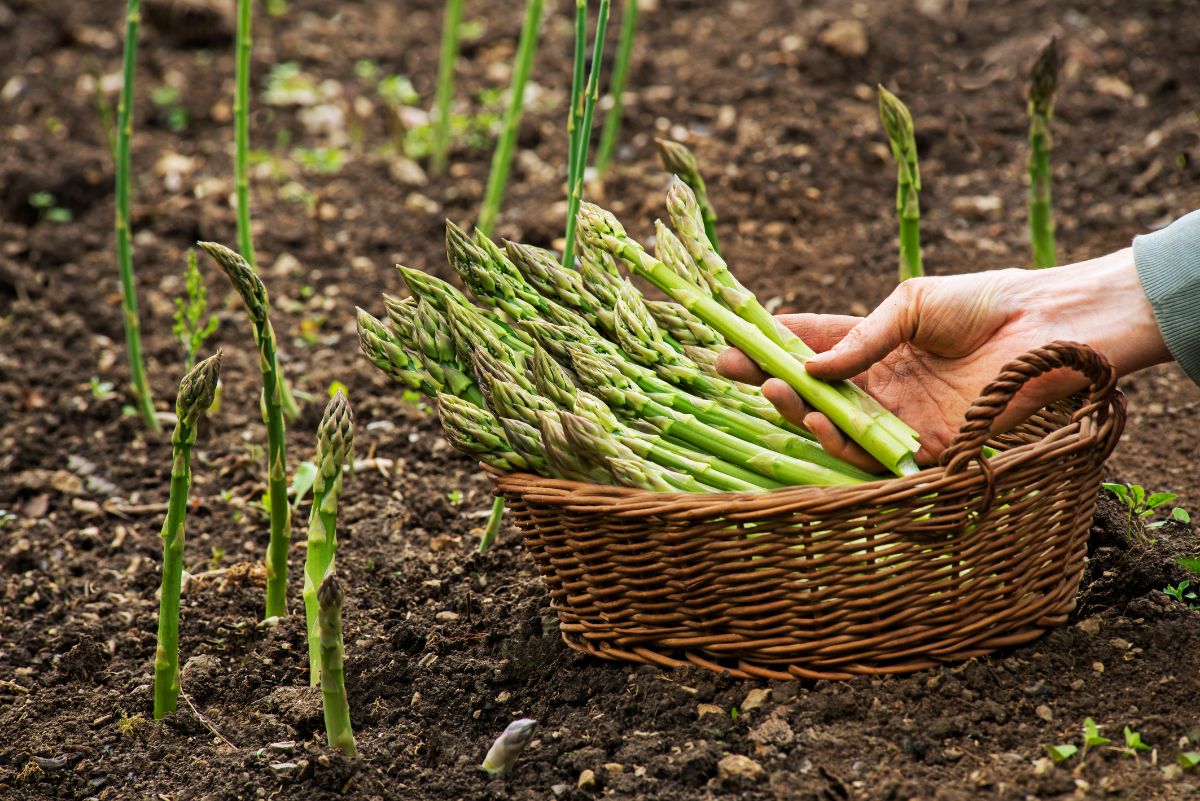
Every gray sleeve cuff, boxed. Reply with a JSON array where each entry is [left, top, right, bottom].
[[1133, 210, 1200, 385]]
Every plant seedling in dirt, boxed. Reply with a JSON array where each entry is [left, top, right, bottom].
[[304, 392, 354, 686], [477, 0, 545, 235], [153, 351, 221, 719], [115, 0, 159, 432], [150, 84, 188, 132], [432, 0, 465, 174], [1163, 580, 1198, 608], [562, 0, 612, 267], [656, 139, 719, 254], [28, 191, 72, 223], [173, 249, 219, 370], [1027, 37, 1059, 269], [0, 510, 16, 528], [90, 377, 117, 400], [1102, 483, 1180, 540], [447, 489, 463, 505], [1179, 751, 1200, 771], [595, 0, 639, 178], [317, 574, 356, 757], [1081, 717, 1111, 754], [1043, 743, 1078, 763], [200, 242, 292, 619], [878, 85, 922, 282], [1118, 726, 1152, 760], [482, 718, 537, 774]]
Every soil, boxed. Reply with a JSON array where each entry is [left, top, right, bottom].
[[2, 0, 1200, 799]]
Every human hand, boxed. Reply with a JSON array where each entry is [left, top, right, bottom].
[[717, 249, 1170, 472]]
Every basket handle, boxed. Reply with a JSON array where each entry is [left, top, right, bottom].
[[940, 340, 1118, 477]]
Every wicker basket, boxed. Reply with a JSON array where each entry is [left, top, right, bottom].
[[490, 341, 1126, 680]]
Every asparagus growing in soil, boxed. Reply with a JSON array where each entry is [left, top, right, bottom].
[[115, 0, 159, 431], [577, 202, 920, 476], [878, 86, 922, 281], [594, 0, 639, 177], [1027, 37, 1059, 268], [565, 0, 588, 229], [200, 242, 292, 618], [432, 0, 465, 175], [477, 0, 545, 235], [656, 139, 719, 253], [303, 391, 354, 687], [482, 718, 537, 775], [562, 0, 612, 267], [153, 352, 221, 720], [317, 575, 356, 757]]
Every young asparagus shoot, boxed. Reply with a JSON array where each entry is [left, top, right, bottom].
[[878, 86, 923, 281], [565, 0, 587, 236], [432, 0, 465, 174], [477, 0, 545, 235], [562, 0, 612, 267], [482, 718, 537, 775], [317, 574, 357, 757], [303, 391, 354, 686], [1028, 37, 1060, 268], [173, 249, 219, 370], [199, 241, 292, 618], [115, 0, 159, 431], [153, 351, 222, 719], [656, 139, 719, 253], [479, 495, 506, 553], [594, 0, 639, 177]]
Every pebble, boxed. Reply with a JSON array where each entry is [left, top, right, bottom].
[[1035, 704, 1054, 723], [577, 768, 596, 789], [741, 688, 771, 712], [1076, 617, 1102, 635], [1032, 757, 1055, 776], [950, 194, 1003, 219], [602, 762, 624, 774], [697, 703, 725, 718], [717, 754, 764, 782], [819, 20, 868, 58], [435, 610, 460, 622]]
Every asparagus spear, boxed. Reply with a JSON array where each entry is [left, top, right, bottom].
[[154, 351, 221, 720], [558, 411, 709, 491], [878, 86, 923, 281], [594, 0, 639, 177], [1028, 37, 1059, 269], [317, 574, 356, 757], [576, 203, 920, 476], [200, 242, 293, 617], [537, 409, 615, 483], [432, 0, 465, 175], [356, 308, 433, 394], [435, 392, 548, 474], [656, 138, 720, 253], [303, 391, 354, 687], [566, 343, 865, 486]]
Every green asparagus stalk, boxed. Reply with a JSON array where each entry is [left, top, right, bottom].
[[558, 411, 709, 491], [562, 0, 612, 267], [566, 0, 588, 227], [577, 202, 920, 476], [536, 409, 614, 483], [505, 240, 615, 332], [878, 86, 922, 281], [317, 574, 356, 757], [356, 308, 432, 394], [661, 180, 922, 462], [644, 299, 724, 348], [436, 392, 548, 474], [566, 344, 865, 486], [303, 391, 354, 687], [1028, 37, 1059, 269], [477, 0, 545, 235], [199, 242, 292, 617], [479, 495, 506, 553], [656, 139, 719, 253], [115, 0, 159, 432], [153, 351, 221, 719], [432, 0, 465, 175], [594, 0, 639, 177]]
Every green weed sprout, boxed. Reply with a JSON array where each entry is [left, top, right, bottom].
[[562, 0, 612, 267], [477, 0, 545, 235], [594, 0, 639, 177], [878, 85, 922, 282], [1102, 482, 1182, 540], [153, 352, 221, 719], [317, 574, 357, 757], [115, 0, 159, 431], [173, 249, 220, 370], [200, 242, 291, 619], [1163, 580, 1197, 607], [1028, 37, 1059, 268], [1042, 743, 1077, 764], [432, 0, 465, 174], [1081, 717, 1111, 754], [656, 138, 719, 253], [303, 391, 354, 686]]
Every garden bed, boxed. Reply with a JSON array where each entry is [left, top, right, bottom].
[[2, 0, 1199, 798]]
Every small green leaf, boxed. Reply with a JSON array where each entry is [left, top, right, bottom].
[[447, 489, 463, 505], [1179, 751, 1200, 770], [1130, 484, 1146, 508], [328, 380, 349, 399], [1172, 507, 1192, 524], [1145, 492, 1177, 511], [1101, 483, 1128, 499], [1123, 726, 1150, 753], [1083, 718, 1111, 748], [28, 191, 55, 208], [1043, 744, 1078, 763], [289, 461, 320, 512]]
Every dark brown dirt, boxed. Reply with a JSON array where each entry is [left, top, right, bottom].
[[3, 0, 1200, 799]]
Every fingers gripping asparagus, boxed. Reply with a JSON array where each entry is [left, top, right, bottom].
[[153, 351, 221, 720], [303, 391, 354, 687]]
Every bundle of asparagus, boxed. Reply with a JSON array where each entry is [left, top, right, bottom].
[[358, 183, 921, 495]]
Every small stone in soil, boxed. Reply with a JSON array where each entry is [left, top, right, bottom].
[[717, 754, 764, 783]]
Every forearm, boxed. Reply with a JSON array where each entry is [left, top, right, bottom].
[[1132, 210, 1200, 385]]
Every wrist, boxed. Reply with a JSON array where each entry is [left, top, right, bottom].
[[1031, 249, 1171, 376]]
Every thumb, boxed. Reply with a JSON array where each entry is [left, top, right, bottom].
[[805, 282, 920, 380]]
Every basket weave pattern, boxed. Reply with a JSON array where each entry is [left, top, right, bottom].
[[491, 342, 1126, 680]]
